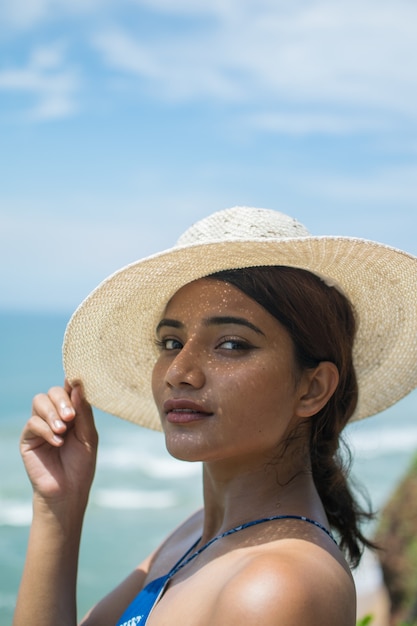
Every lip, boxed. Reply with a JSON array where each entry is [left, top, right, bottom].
[[163, 398, 213, 424]]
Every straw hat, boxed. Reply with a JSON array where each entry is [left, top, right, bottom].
[[63, 206, 417, 430]]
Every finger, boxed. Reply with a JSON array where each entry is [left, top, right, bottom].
[[47, 385, 76, 422], [64, 377, 74, 395], [21, 413, 65, 449], [32, 391, 69, 438], [70, 384, 98, 448]]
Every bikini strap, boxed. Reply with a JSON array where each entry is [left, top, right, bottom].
[[167, 537, 201, 574], [168, 514, 337, 579]]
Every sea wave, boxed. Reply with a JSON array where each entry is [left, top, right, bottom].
[[93, 488, 178, 510], [348, 426, 417, 458], [98, 447, 201, 479], [0, 499, 32, 527]]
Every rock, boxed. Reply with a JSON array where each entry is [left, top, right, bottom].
[[354, 548, 390, 626], [375, 454, 417, 625]]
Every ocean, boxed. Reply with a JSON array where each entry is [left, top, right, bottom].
[[1, 312, 417, 624]]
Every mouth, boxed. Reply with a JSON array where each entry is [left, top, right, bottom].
[[163, 399, 213, 424]]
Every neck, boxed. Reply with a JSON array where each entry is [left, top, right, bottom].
[[199, 455, 326, 543]]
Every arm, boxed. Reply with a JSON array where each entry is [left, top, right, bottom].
[[13, 382, 98, 626]]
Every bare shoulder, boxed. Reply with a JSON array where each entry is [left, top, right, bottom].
[[209, 540, 356, 626]]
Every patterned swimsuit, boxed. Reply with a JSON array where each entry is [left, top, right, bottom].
[[115, 514, 336, 626]]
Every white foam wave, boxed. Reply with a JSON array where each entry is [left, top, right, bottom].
[[98, 447, 201, 478], [94, 488, 178, 510], [347, 426, 417, 458], [0, 500, 32, 526]]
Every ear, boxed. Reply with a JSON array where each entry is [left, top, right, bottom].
[[295, 361, 339, 419]]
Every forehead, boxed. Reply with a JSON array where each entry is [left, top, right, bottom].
[[164, 278, 258, 314], [161, 278, 289, 338]]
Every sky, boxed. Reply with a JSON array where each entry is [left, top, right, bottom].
[[1, 0, 417, 312]]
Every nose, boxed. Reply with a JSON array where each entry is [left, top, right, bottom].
[[164, 341, 206, 389]]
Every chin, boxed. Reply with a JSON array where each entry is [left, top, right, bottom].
[[163, 432, 208, 463]]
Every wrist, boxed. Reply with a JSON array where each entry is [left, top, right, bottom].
[[32, 491, 89, 532]]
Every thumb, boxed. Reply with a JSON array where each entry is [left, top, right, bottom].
[[70, 383, 98, 449]]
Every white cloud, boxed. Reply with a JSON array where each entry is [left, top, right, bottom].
[[126, 0, 233, 17], [0, 0, 279, 28], [0, 0, 107, 28], [245, 111, 391, 135], [92, 28, 243, 101], [93, 29, 161, 78], [88, 0, 417, 129], [309, 164, 417, 207], [0, 0, 51, 28], [241, 2, 417, 116], [0, 43, 79, 120], [2, 0, 417, 129]]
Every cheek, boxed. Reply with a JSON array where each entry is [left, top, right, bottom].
[[228, 364, 295, 417], [216, 365, 277, 410]]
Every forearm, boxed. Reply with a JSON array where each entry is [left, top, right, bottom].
[[13, 497, 87, 626]]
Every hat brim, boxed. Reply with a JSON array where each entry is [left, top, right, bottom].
[[63, 236, 417, 430]]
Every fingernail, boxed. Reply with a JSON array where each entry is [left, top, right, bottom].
[[54, 419, 65, 430], [61, 406, 74, 418]]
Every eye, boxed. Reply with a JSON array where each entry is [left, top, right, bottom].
[[155, 337, 183, 351], [217, 338, 252, 351]]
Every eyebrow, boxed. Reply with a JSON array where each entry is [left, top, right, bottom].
[[156, 318, 183, 333], [156, 316, 265, 336]]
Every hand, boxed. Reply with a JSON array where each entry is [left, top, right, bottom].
[[20, 380, 98, 506]]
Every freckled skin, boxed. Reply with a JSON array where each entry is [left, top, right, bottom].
[[152, 278, 305, 467]]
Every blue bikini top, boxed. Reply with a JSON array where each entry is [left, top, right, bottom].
[[115, 514, 336, 626]]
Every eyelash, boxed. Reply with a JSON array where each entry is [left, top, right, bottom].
[[154, 337, 253, 352], [154, 338, 182, 351], [218, 338, 252, 351]]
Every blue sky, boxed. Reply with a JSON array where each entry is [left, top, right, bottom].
[[1, 0, 416, 312]]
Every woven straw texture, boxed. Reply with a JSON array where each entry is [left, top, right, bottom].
[[63, 206, 417, 430]]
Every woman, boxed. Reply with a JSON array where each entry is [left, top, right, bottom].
[[13, 207, 417, 626]]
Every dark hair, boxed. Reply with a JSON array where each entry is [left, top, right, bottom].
[[209, 265, 374, 567]]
